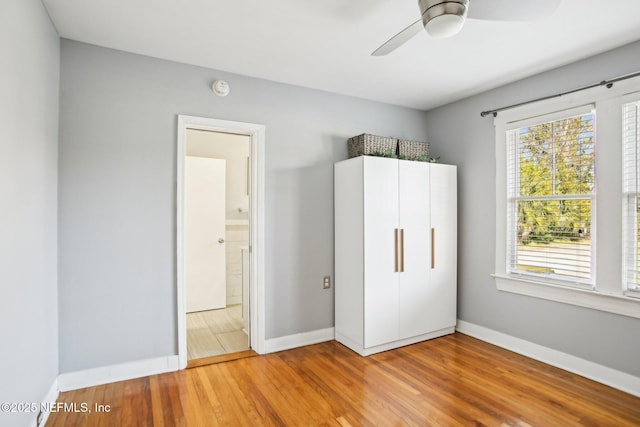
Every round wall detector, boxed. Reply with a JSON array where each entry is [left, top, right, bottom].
[[212, 80, 230, 97]]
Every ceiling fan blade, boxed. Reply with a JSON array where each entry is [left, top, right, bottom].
[[371, 19, 424, 56], [467, 0, 562, 21]]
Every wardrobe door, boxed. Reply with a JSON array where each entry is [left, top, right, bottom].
[[398, 160, 432, 339], [428, 164, 458, 331], [363, 156, 400, 348]]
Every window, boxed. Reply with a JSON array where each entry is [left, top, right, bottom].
[[493, 79, 640, 318], [506, 108, 595, 288], [623, 99, 640, 296]]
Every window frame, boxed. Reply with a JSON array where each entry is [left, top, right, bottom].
[[493, 78, 640, 319], [505, 105, 596, 289], [622, 95, 640, 298]]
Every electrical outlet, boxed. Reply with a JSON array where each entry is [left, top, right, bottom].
[[323, 276, 331, 289]]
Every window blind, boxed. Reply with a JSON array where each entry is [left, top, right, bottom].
[[506, 110, 595, 286], [623, 100, 640, 294]]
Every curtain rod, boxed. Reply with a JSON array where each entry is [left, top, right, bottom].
[[480, 70, 640, 118]]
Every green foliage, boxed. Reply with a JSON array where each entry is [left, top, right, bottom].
[[415, 154, 439, 163], [367, 151, 439, 163], [369, 149, 397, 158], [515, 115, 594, 244]]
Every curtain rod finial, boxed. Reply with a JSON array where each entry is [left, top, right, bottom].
[[600, 80, 614, 89]]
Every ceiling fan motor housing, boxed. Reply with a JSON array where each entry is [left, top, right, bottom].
[[419, 0, 469, 38]]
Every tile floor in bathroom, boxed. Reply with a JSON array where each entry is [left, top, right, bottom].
[[187, 304, 249, 360]]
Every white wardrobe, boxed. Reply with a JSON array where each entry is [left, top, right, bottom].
[[334, 156, 457, 356]]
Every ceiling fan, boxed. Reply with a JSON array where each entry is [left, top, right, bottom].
[[372, 0, 562, 56]]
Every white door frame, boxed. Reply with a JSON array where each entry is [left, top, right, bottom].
[[176, 115, 266, 368]]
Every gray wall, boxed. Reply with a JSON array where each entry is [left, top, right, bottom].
[[58, 40, 429, 372], [424, 40, 640, 377], [0, 0, 60, 426]]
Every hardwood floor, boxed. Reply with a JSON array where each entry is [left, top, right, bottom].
[[47, 333, 640, 426], [187, 305, 249, 360]]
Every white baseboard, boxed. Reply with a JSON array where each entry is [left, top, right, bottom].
[[57, 355, 180, 392], [264, 327, 335, 354], [55, 328, 333, 392], [32, 378, 60, 427], [226, 296, 242, 305], [456, 319, 640, 397]]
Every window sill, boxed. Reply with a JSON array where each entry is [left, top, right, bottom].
[[492, 274, 640, 319]]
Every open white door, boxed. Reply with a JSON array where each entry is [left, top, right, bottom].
[[185, 156, 226, 312]]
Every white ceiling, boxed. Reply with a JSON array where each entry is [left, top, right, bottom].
[[42, 0, 640, 110]]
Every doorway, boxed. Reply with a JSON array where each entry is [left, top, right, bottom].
[[177, 116, 265, 369], [185, 130, 249, 361]]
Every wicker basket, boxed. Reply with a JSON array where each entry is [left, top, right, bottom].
[[398, 139, 430, 160], [348, 134, 398, 158]]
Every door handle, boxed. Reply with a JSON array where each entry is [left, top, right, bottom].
[[431, 228, 435, 269], [394, 228, 399, 273], [400, 229, 405, 273], [218, 238, 225, 244]]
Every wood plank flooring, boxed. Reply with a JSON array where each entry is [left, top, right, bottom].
[[47, 333, 640, 426], [187, 305, 249, 360]]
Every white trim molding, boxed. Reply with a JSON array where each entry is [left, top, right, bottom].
[[57, 356, 180, 392], [176, 115, 267, 366], [33, 379, 60, 427], [264, 328, 335, 354], [456, 320, 640, 397], [494, 274, 640, 319]]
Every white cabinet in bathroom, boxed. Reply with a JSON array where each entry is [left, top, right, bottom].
[[334, 156, 457, 356]]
